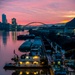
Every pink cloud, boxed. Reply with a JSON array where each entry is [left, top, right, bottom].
[[0, 0, 75, 25]]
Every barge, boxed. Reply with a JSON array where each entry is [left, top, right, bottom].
[[4, 37, 49, 70], [4, 53, 49, 70]]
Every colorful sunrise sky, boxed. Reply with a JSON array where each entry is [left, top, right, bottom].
[[0, 0, 75, 25]]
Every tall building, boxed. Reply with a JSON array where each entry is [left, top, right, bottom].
[[12, 18, 17, 25], [2, 14, 7, 23]]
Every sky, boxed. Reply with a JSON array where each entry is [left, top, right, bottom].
[[0, 0, 75, 25]]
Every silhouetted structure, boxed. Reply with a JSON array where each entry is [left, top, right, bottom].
[[12, 18, 17, 25], [65, 18, 75, 28], [2, 14, 7, 23]]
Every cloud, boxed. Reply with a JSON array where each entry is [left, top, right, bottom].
[[0, 0, 75, 24]]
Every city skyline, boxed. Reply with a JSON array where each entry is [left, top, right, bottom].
[[0, 0, 75, 25]]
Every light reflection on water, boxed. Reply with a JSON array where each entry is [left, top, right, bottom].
[[12, 69, 50, 75]]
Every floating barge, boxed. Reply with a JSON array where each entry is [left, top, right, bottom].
[[4, 36, 49, 70], [4, 54, 50, 70]]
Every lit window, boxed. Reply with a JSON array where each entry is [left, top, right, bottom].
[[33, 56, 39, 59], [42, 62, 44, 64], [20, 62, 22, 65], [19, 71, 22, 75], [26, 56, 29, 59]]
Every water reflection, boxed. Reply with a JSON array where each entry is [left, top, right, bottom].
[[12, 69, 50, 75], [0, 31, 50, 75], [2, 31, 9, 45], [12, 31, 17, 42]]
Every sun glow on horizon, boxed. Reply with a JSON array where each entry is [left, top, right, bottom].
[[60, 20, 70, 23], [63, 15, 75, 18]]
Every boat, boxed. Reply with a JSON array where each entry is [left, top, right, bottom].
[[19, 40, 32, 52], [4, 53, 50, 70], [4, 37, 50, 70]]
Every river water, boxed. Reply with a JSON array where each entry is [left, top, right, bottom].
[[0, 31, 50, 75]]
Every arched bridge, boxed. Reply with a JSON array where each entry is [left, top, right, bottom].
[[24, 22, 48, 27]]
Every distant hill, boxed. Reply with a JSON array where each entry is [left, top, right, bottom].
[[65, 18, 75, 27], [54, 23, 66, 26]]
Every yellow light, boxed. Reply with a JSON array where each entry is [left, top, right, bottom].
[[25, 61, 30, 65], [26, 71, 29, 74], [34, 71, 38, 74], [53, 62, 55, 64], [58, 61, 61, 65], [20, 62, 22, 65], [19, 71, 22, 75], [42, 62, 44, 64], [33, 61, 38, 64], [33, 56, 39, 59], [26, 56, 29, 59]]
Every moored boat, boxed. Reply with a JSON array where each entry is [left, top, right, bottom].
[[19, 40, 32, 52]]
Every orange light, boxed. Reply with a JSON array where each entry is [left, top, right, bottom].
[[20, 62, 22, 65], [60, 20, 69, 23], [26, 71, 29, 74], [33, 56, 39, 59], [25, 61, 30, 65], [19, 71, 22, 75], [33, 61, 39, 64]]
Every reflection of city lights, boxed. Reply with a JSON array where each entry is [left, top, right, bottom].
[[20, 62, 22, 64], [19, 71, 22, 75], [26, 71, 29, 74], [26, 61, 30, 65], [34, 71, 38, 74]]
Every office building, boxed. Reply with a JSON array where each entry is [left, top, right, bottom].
[[12, 18, 17, 25], [2, 14, 7, 23]]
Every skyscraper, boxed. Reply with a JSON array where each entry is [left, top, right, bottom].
[[2, 14, 7, 23], [12, 18, 17, 25]]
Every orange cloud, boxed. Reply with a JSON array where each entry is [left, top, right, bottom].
[[64, 15, 75, 18]]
